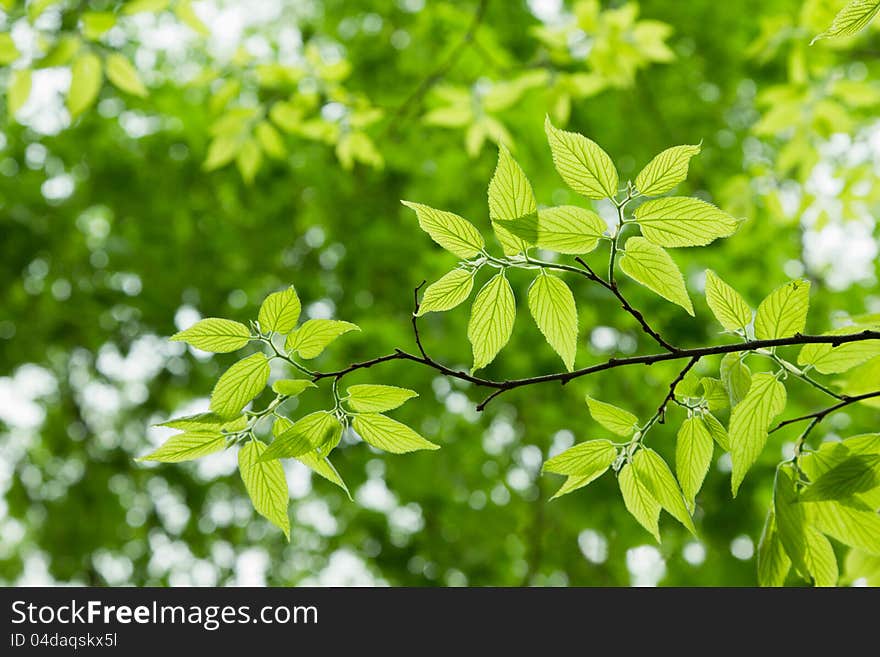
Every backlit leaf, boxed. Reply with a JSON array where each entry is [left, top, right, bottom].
[[634, 143, 701, 196], [754, 280, 811, 340], [619, 236, 694, 315], [467, 272, 516, 371], [171, 318, 251, 353], [402, 201, 484, 259], [286, 319, 360, 359], [545, 116, 618, 200], [352, 413, 440, 453], [704, 269, 752, 332], [210, 353, 271, 418], [239, 440, 290, 540], [634, 197, 740, 248], [528, 272, 578, 371], [417, 269, 475, 316], [729, 373, 787, 495], [586, 396, 639, 436]]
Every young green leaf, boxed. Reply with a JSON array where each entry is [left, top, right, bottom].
[[618, 462, 661, 542], [271, 379, 316, 397], [729, 372, 787, 495], [699, 377, 729, 411], [757, 509, 791, 587], [8, 69, 32, 116], [492, 221, 529, 257], [417, 269, 475, 316], [171, 318, 251, 353], [345, 384, 418, 413], [634, 197, 740, 248], [209, 352, 271, 419], [239, 440, 290, 540], [104, 54, 147, 97], [255, 121, 287, 160], [800, 454, 880, 502], [634, 143, 701, 196], [754, 279, 811, 340], [123, 0, 171, 15], [543, 439, 617, 476], [618, 237, 694, 315], [797, 326, 880, 374], [157, 412, 226, 432], [633, 448, 697, 535], [812, 0, 880, 44], [720, 353, 752, 406], [704, 269, 752, 332], [67, 52, 103, 118], [703, 412, 731, 451], [676, 416, 714, 509], [137, 431, 225, 463], [528, 272, 578, 371], [775, 465, 839, 586], [497, 206, 607, 254], [544, 116, 618, 200], [488, 144, 536, 222], [401, 201, 485, 259], [467, 272, 516, 372], [352, 413, 440, 453], [263, 410, 342, 460], [237, 138, 262, 184], [810, 500, 880, 556], [271, 417, 349, 497], [258, 286, 301, 334], [586, 396, 639, 436], [286, 319, 360, 359]]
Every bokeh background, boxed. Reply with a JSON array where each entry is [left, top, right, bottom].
[[1, 0, 878, 586]]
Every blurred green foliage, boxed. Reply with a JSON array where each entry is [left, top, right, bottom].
[[0, 0, 878, 586]]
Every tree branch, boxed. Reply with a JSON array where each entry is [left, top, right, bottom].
[[316, 324, 880, 411], [655, 356, 699, 424], [769, 389, 880, 435]]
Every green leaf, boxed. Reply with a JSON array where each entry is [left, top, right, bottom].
[[699, 377, 729, 411], [236, 138, 262, 184], [209, 353, 271, 419], [346, 384, 418, 412], [543, 439, 616, 476], [634, 197, 740, 248], [157, 412, 226, 432], [104, 54, 147, 97], [258, 286, 301, 334], [239, 441, 290, 540], [544, 116, 618, 200], [797, 326, 880, 374], [676, 416, 714, 509], [137, 431, 225, 462], [843, 549, 880, 586], [123, 0, 171, 15], [271, 417, 349, 497], [175, 0, 210, 35], [0, 34, 20, 65], [729, 373, 787, 495], [255, 120, 287, 160], [801, 454, 880, 502], [634, 143, 701, 196], [401, 201, 485, 259], [618, 462, 661, 542], [417, 269, 475, 316], [704, 269, 752, 332], [775, 465, 838, 586], [703, 412, 730, 451], [586, 396, 639, 436], [171, 318, 251, 353], [633, 448, 697, 535], [81, 12, 116, 40], [263, 411, 342, 460], [488, 144, 536, 222], [810, 500, 880, 556], [812, 0, 880, 43], [618, 237, 694, 315], [7, 68, 31, 116], [492, 220, 529, 256], [757, 509, 791, 587], [203, 135, 240, 171], [720, 353, 752, 406], [67, 53, 103, 118], [467, 272, 516, 372], [754, 280, 811, 340], [497, 206, 606, 255], [286, 319, 360, 359], [528, 272, 578, 371], [271, 379, 316, 397], [352, 413, 440, 453]]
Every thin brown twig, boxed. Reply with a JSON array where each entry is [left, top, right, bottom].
[[769, 390, 880, 435]]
